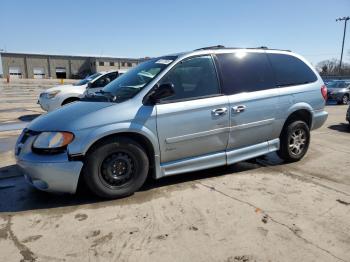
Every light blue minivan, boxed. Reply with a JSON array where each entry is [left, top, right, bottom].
[[15, 46, 328, 198]]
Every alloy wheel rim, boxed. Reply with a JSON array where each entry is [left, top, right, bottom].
[[343, 96, 349, 104], [100, 152, 134, 188], [289, 129, 306, 156]]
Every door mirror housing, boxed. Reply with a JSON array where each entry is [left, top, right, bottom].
[[145, 83, 175, 105], [87, 82, 93, 89]]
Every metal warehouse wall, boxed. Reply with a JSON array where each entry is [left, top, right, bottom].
[[0, 53, 144, 79]]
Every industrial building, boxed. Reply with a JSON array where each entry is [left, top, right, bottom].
[[0, 52, 144, 79]]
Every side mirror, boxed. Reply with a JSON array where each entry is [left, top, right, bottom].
[[87, 82, 92, 89], [146, 83, 175, 104]]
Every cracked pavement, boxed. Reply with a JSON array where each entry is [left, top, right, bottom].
[[0, 80, 349, 262]]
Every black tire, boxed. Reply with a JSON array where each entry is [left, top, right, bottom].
[[277, 120, 310, 162], [62, 97, 79, 106], [83, 137, 149, 199], [341, 94, 349, 105]]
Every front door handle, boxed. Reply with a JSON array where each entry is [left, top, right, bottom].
[[212, 107, 228, 116], [232, 105, 246, 113]]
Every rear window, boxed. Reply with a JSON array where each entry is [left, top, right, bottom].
[[268, 53, 317, 87], [216, 52, 275, 95]]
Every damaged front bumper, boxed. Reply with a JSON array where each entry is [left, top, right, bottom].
[[15, 129, 83, 194]]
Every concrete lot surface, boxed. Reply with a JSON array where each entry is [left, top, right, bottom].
[[0, 80, 349, 262]]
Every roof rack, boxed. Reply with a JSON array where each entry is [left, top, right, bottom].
[[194, 45, 291, 52], [195, 45, 225, 50]]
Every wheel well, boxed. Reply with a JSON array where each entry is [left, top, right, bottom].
[[62, 97, 80, 105], [85, 132, 155, 169], [283, 109, 312, 130]]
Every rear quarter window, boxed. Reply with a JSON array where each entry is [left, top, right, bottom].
[[268, 53, 317, 87], [215, 52, 275, 95]]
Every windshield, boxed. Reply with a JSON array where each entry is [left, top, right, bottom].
[[73, 73, 102, 86], [103, 56, 177, 101]]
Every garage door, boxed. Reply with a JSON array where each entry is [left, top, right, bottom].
[[33, 68, 45, 79], [9, 67, 22, 79], [55, 67, 66, 79]]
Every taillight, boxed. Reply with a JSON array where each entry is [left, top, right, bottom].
[[321, 85, 327, 101]]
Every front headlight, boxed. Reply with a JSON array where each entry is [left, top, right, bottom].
[[45, 90, 61, 99], [33, 132, 74, 153]]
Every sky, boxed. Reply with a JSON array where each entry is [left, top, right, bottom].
[[0, 0, 349, 65]]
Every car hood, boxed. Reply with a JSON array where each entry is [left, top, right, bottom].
[[28, 101, 116, 131], [43, 84, 86, 93]]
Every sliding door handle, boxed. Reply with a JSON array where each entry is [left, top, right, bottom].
[[232, 105, 246, 113]]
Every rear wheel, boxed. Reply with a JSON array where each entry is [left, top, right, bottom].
[[83, 137, 149, 199], [277, 120, 310, 162]]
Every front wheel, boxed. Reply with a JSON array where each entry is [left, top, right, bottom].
[[83, 137, 149, 199], [277, 120, 310, 162], [341, 95, 349, 105]]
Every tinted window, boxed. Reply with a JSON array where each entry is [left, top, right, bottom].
[[216, 52, 275, 95], [108, 72, 118, 81], [160, 55, 220, 102], [268, 54, 317, 87]]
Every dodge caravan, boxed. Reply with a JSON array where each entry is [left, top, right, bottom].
[[15, 46, 328, 198]]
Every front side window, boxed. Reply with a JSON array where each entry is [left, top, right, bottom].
[[216, 52, 275, 95], [91, 72, 119, 88], [103, 56, 177, 101], [160, 55, 220, 102], [268, 53, 317, 87]]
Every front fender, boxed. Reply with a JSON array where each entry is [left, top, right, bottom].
[[68, 122, 160, 157], [59, 92, 83, 102]]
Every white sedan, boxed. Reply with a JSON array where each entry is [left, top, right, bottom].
[[38, 70, 126, 112]]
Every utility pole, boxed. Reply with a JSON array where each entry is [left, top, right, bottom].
[[336, 16, 350, 74], [0, 49, 4, 77]]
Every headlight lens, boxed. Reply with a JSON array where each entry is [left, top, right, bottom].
[[45, 90, 61, 99], [33, 132, 74, 151]]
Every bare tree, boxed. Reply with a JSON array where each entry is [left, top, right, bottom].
[[316, 58, 350, 76], [316, 59, 339, 75]]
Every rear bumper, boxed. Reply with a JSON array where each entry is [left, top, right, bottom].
[[311, 110, 328, 130], [16, 157, 83, 194]]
